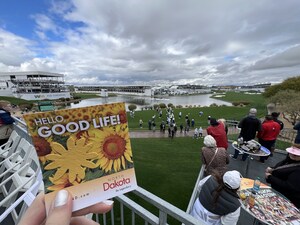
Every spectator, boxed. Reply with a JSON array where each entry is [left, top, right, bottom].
[[139, 119, 143, 128], [207, 118, 228, 150], [231, 108, 262, 161], [271, 112, 284, 130], [0, 107, 15, 144], [265, 144, 300, 208], [190, 170, 241, 225], [258, 115, 281, 163], [191, 118, 195, 128], [207, 115, 211, 125], [198, 127, 203, 138], [152, 121, 156, 132], [218, 118, 228, 135], [148, 119, 152, 130], [180, 124, 183, 133], [194, 128, 199, 139], [201, 135, 229, 176], [170, 124, 175, 138], [270, 112, 284, 157], [293, 121, 300, 144]]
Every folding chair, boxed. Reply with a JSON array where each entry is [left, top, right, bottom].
[[0, 138, 35, 182], [0, 171, 42, 223], [0, 130, 21, 160], [0, 166, 43, 223], [0, 146, 43, 223]]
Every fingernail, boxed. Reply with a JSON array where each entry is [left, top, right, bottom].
[[102, 200, 114, 206], [54, 190, 69, 207]]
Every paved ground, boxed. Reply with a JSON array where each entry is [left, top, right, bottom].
[[129, 130, 288, 225]]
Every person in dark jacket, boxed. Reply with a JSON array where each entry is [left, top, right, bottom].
[[271, 112, 284, 130], [190, 170, 241, 225], [268, 112, 284, 157], [265, 144, 300, 209], [231, 108, 262, 161], [293, 121, 300, 144]]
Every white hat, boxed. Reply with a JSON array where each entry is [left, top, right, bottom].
[[223, 170, 241, 189], [204, 135, 216, 148], [286, 146, 300, 156]]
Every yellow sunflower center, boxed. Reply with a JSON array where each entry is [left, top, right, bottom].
[[103, 134, 126, 160]]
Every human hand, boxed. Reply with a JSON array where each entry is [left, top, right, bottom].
[[265, 167, 273, 173], [18, 190, 114, 225], [265, 172, 271, 180]]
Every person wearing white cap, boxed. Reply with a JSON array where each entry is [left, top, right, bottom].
[[190, 170, 241, 225], [265, 144, 300, 208]]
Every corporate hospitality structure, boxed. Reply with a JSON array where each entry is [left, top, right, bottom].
[[0, 71, 70, 100]]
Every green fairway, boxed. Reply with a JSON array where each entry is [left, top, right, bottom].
[[131, 137, 202, 209], [127, 91, 268, 130]]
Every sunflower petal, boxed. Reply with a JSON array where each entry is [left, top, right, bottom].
[[53, 168, 68, 181]]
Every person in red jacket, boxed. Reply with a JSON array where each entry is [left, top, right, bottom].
[[257, 115, 281, 163], [207, 118, 228, 150]]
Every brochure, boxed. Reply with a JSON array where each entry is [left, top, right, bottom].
[[23, 102, 137, 212]]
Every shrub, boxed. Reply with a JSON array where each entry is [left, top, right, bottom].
[[153, 104, 159, 110], [19, 103, 34, 111], [167, 103, 174, 108], [159, 103, 166, 109], [128, 104, 137, 111]]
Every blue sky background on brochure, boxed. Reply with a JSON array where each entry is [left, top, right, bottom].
[[0, 0, 300, 86]]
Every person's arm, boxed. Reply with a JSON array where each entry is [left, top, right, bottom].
[[221, 207, 240, 225], [294, 122, 300, 130], [225, 152, 230, 164], [237, 118, 244, 129], [267, 170, 300, 192]]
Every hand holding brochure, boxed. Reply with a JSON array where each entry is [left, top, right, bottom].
[[23, 103, 137, 212]]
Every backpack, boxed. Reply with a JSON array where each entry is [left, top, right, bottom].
[[0, 108, 15, 125]]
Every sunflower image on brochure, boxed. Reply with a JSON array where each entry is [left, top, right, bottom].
[[23, 102, 137, 212]]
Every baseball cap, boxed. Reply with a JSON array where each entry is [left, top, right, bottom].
[[223, 170, 241, 189]]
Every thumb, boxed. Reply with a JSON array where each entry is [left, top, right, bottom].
[[46, 190, 73, 225]]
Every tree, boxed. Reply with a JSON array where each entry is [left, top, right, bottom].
[[269, 90, 300, 124], [128, 104, 137, 111], [264, 76, 300, 98], [153, 104, 159, 110], [159, 103, 166, 109]]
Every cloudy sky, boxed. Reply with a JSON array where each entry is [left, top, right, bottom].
[[1, 0, 300, 86]]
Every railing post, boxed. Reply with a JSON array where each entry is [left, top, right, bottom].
[[159, 211, 167, 225]]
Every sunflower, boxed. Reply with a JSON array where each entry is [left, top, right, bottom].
[[90, 125, 133, 172], [47, 173, 81, 191], [44, 136, 98, 183]]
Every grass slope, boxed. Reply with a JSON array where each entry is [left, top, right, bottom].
[[131, 137, 202, 209]]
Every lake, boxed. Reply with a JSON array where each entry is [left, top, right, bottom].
[[70, 94, 231, 111]]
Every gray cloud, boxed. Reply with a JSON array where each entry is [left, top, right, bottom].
[[0, 0, 300, 85]]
